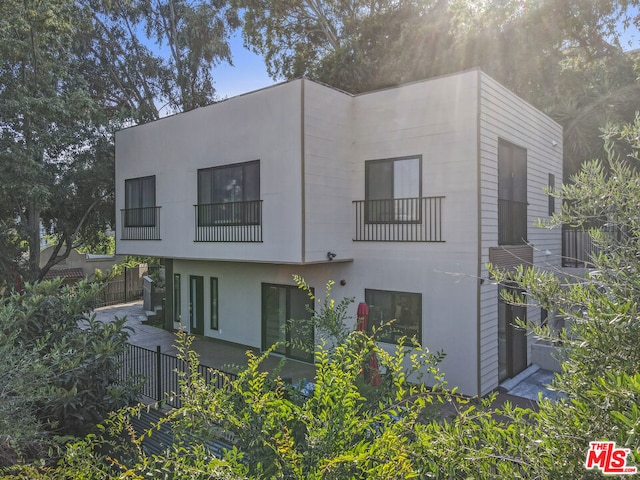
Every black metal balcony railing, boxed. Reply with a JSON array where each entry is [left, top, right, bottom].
[[121, 207, 161, 240], [353, 197, 444, 242], [195, 200, 263, 242], [562, 227, 599, 267], [498, 199, 527, 245]]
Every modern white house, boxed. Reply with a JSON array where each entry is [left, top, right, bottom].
[[115, 69, 563, 397]]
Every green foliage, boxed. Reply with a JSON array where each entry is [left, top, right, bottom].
[[488, 116, 640, 477], [293, 274, 354, 349], [15, 320, 460, 478], [76, 231, 115, 256], [0, 280, 137, 466], [86, 0, 240, 119], [0, 0, 240, 288], [0, 0, 117, 286], [240, 0, 640, 178]]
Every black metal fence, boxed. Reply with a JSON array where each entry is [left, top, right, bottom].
[[562, 227, 598, 267], [118, 343, 238, 408], [353, 196, 444, 242]]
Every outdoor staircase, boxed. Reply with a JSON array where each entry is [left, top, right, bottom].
[[143, 305, 163, 324]]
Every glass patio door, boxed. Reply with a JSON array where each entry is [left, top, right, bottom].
[[262, 284, 314, 363], [498, 286, 528, 382], [189, 275, 204, 336]]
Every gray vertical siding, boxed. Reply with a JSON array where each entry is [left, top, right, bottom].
[[478, 72, 563, 394]]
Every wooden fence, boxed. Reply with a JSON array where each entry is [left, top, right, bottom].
[[96, 264, 148, 307]]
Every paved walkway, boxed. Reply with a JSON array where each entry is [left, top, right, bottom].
[[93, 301, 316, 383], [94, 301, 551, 409]]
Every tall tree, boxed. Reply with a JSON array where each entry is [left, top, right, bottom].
[[85, 0, 240, 120], [239, 0, 453, 93], [240, 0, 640, 176], [0, 0, 241, 289], [0, 0, 112, 285], [443, 0, 640, 177]]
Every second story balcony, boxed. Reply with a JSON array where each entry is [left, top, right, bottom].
[[121, 206, 161, 240], [353, 196, 444, 242], [194, 200, 263, 242]]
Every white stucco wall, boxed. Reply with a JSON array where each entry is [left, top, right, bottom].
[[116, 71, 563, 397], [345, 71, 482, 395], [302, 81, 354, 263], [170, 258, 482, 393], [116, 81, 305, 263], [171, 260, 358, 349]]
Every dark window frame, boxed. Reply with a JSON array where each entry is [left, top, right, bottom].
[[210, 277, 218, 330], [197, 160, 260, 226], [498, 139, 528, 245], [124, 175, 156, 227], [261, 283, 315, 363], [541, 307, 548, 328], [498, 285, 528, 382], [548, 173, 555, 216], [173, 273, 181, 323], [364, 155, 422, 224], [364, 288, 422, 344]]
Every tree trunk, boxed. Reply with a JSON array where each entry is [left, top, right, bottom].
[[27, 203, 41, 282]]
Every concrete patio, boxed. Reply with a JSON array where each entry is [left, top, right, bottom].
[[94, 300, 556, 409], [93, 300, 316, 383]]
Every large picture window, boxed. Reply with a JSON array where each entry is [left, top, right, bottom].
[[124, 176, 156, 227], [197, 160, 260, 226], [365, 289, 422, 344], [365, 156, 421, 223]]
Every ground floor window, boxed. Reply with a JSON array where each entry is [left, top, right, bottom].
[[173, 274, 181, 323], [210, 277, 218, 330], [261, 284, 314, 363], [365, 289, 421, 344]]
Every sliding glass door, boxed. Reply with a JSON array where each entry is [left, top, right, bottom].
[[262, 284, 314, 363]]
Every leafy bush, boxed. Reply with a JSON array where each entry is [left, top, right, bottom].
[[0, 279, 137, 465]]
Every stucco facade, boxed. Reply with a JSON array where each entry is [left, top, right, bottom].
[[115, 69, 563, 396]]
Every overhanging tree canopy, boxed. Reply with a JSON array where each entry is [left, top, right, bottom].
[[240, 0, 640, 177], [0, 0, 240, 288]]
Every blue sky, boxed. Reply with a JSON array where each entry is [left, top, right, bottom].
[[212, 31, 274, 99]]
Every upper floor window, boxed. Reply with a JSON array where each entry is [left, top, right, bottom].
[[365, 155, 422, 223], [498, 139, 527, 245], [198, 160, 260, 205], [197, 160, 260, 226], [124, 175, 156, 227]]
